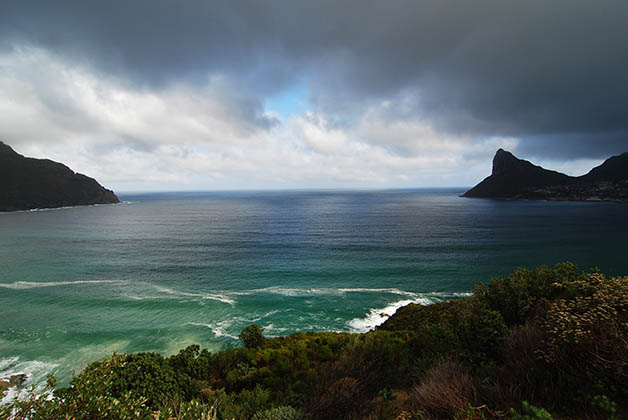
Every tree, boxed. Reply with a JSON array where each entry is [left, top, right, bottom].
[[240, 324, 265, 348]]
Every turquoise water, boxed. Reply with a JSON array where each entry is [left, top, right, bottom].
[[1, 189, 627, 398]]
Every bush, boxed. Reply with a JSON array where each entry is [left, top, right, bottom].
[[1, 369, 153, 420], [156, 399, 218, 420], [496, 322, 544, 405], [309, 376, 364, 420], [510, 401, 553, 420], [538, 274, 628, 393], [252, 405, 303, 420], [409, 358, 479, 419], [328, 331, 412, 392], [474, 263, 584, 325], [65, 352, 190, 409], [496, 272, 628, 414], [590, 394, 618, 420], [240, 324, 266, 349], [380, 298, 506, 366]]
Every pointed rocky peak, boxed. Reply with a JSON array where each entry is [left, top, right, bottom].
[[492, 149, 526, 176], [462, 149, 573, 198]]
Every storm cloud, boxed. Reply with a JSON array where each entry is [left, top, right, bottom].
[[0, 0, 626, 189]]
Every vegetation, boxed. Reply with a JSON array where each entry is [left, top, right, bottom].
[[2, 263, 626, 419], [240, 324, 266, 349]]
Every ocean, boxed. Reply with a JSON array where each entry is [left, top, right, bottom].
[[1, 189, 627, 401]]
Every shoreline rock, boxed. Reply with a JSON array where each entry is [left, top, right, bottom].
[[0, 373, 28, 400], [9, 374, 27, 387]]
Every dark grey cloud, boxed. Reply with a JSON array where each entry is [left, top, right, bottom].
[[1, 0, 627, 159], [519, 130, 628, 160]]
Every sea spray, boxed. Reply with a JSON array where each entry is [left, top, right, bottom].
[[0, 357, 59, 405]]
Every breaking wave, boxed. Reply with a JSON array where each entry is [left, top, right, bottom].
[[346, 291, 473, 333], [0, 280, 235, 305], [185, 321, 239, 340], [0, 357, 59, 405]]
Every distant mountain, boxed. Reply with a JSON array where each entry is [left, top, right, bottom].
[[0, 141, 120, 211], [462, 149, 628, 201], [580, 152, 628, 183]]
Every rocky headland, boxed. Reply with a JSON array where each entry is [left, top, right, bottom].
[[463, 149, 628, 201], [0, 141, 119, 212]]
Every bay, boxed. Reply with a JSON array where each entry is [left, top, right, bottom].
[[1, 189, 627, 396]]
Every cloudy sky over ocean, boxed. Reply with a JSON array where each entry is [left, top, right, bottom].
[[1, 0, 626, 191]]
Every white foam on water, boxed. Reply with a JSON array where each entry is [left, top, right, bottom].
[[0, 280, 125, 290], [0, 279, 237, 305], [230, 286, 338, 297], [338, 287, 421, 296], [232, 286, 424, 297], [185, 322, 239, 340], [262, 324, 289, 335], [425, 291, 473, 298], [0, 357, 59, 405], [150, 285, 235, 305], [119, 285, 460, 306], [121, 294, 145, 301], [0, 357, 19, 373], [347, 296, 434, 333], [248, 309, 281, 322]]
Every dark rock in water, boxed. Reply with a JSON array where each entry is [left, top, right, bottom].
[[0, 141, 120, 211], [9, 373, 28, 387], [462, 149, 628, 201]]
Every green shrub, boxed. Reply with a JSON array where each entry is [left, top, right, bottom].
[[475, 263, 583, 325], [240, 324, 266, 349], [251, 405, 303, 420], [0, 369, 153, 420], [510, 401, 553, 420], [538, 274, 628, 395], [157, 399, 218, 420], [409, 358, 479, 419], [380, 297, 506, 366], [499, 322, 544, 403], [309, 376, 364, 420], [591, 394, 618, 420], [327, 331, 411, 392], [66, 352, 190, 409], [234, 384, 272, 418]]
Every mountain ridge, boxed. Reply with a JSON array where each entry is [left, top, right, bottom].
[[0, 141, 120, 212], [463, 149, 628, 201]]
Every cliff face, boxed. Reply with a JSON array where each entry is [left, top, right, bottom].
[[0, 141, 120, 211], [462, 149, 628, 201]]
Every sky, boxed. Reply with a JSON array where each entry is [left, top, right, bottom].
[[0, 0, 627, 192]]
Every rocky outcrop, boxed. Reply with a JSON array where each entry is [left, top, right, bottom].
[[0, 141, 120, 211], [9, 374, 27, 387], [0, 380, 9, 396], [463, 149, 628, 201], [0, 373, 28, 399]]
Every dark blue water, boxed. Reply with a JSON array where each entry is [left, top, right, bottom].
[[1, 189, 627, 397]]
